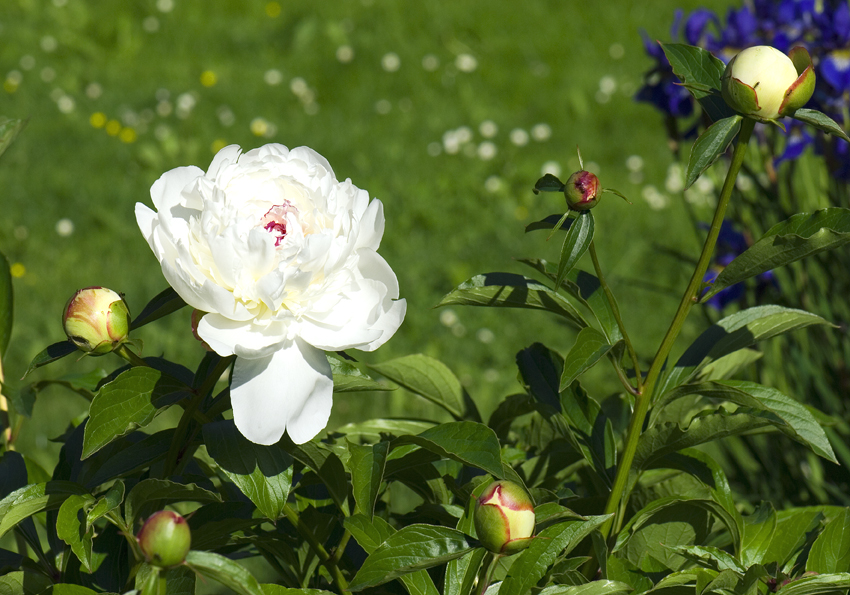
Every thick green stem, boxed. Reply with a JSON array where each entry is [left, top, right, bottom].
[[588, 240, 642, 394], [477, 553, 501, 595], [598, 117, 755, 542], [282, 504, 349, 591]]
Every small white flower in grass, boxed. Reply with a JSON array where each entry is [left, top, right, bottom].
[[136, 144, 406, 444]]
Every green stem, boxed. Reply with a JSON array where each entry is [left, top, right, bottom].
[[115, 343, 151, 368], [477, 552, 501, 595], [330, 529, 352, 566], [282, 504, 349, 591], [598, 117, 755, 542], [588, 240, 642, 394]]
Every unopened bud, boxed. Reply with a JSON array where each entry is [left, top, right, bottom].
[[565, 170, 600, 211], [137, 511, 191, 568], [474, 480, 535, 555], [63, 287, 131, 355]]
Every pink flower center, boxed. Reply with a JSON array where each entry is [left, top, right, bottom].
[[261, 202, 298, 246]]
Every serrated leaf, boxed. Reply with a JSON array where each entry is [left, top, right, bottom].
[[685, 115, 742, 189], [499, 516, 611, 595], [348, 440, 389, 518], [21, 341, 77, 379], [328, 354, 394, 392], [776, 573, 850, 595], [392, 422, 503, 479], [130, 287, 186, 330], [125, 479, 220, 526], [436, 273, 588, 331], [556, 211, 595, 288], [0, 481, 89, 538], [793, 108, 850, 142], [184, 550, 264, 595], [660, 306, 832, 396], [560, 327, 612, 391], [660, 43, 735, 122], [369, 354, 466, 419], [705, 208, 850, 299], [0, 117, 26, 161], [204, 420, 294, 521], [82, 367, 192, 458], [807, 508, 850, 574], [348, 525, 472, 591]]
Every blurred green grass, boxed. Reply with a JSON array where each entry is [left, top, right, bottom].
[[1, 0, 720, 466]]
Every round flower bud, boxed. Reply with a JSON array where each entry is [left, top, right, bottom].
[[564, 170, 600, 211], [63, 287, 131, 355], [474, 480, 535, 555], [137, 511, 191, 568], [721, 45, 815, 120]]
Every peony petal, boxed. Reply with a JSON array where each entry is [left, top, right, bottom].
[[230, 339, 333, 445], [354, 199, 386, 252], [197, 313, 286, 359], [149, 165, 204, 213]]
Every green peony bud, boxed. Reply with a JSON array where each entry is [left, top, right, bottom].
[[721, 45, 815, 120], [137, 510, 191, 568], [564, 170, 600, 211], [473, 480, 535, 555], [63, 287, 131, 355]]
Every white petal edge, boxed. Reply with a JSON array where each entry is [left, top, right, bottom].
[[230, 339, 333, 445]]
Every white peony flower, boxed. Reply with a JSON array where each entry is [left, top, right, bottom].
[[136, 144, 406, 445]]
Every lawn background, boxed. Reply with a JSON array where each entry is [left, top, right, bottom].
[[1, 0, 720, 469]]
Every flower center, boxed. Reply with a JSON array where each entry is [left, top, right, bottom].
[[261, 202, 298, 246]]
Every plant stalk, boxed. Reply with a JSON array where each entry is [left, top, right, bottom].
[[282, 504, 349, 591], [598, 117, 755, 542]]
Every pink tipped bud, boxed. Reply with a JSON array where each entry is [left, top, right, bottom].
[[565, 171, 600, 211], [63, 287, 131, 355], [137, 511, 191, 568], [473, 480, 535, 555]]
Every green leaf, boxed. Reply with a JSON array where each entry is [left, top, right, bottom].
[[261, 587, 336, 595], [345, 515, 441, 595], [538, 582, 633, 595], [741, 503, 776, 567], [392, 422, 504, 479], [673, 545, 744, 572], [776, 573, 850, 595], [0, 252, 12, 359], [556, 211, 595, 289], [807, 509, 850, 573], [560, 327, 613, 391], [660, 305, 832, 396], [793, 108, 850, 142], [44, 586, 101, 595], [499, 516, 611, 595], [659, 43, 735, 122], [764, 508, 823, 568], [184, 550, 264, 595], [0, 571, 52, 595], [0, 117, 27, 161], [662, 381, 836, 463], [525, 214, 573, 233], [56, 493, 104, 573], [369, 354, 466, 419], [0, 481, 89, 539], [124, 479, 220, 526], [203, 420, 294, 521], [444, 548, 487, 595], [348, 525, 472, 591], [328, 354, 394, 392], [436, 273, 588, 331], [21, 341, 77, 379], [82, 367, 192, 458], [348, 440, 389, 518], [705, 208, 850, 299], [130, 287, 187, 330], [533, 173, 566, 194], [335, 419, 435, 441], [279, 438, 349, 513], [517, 259, 622, 344], [86, 480, 125, 526], [685, 115, 742, 189]]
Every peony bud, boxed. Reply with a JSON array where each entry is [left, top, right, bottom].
[[137, 511, 191, 568], [564, 170, 601, 211], [63, 287, 131, 355], [721, 45, 815, 120], [474, 480, 535, 555]]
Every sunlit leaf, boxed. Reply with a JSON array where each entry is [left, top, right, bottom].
[[660, 43, 735, 122], [555, 211, 594, 289], [793, 108, 850, 142], [685, 115, 742, 189], [560, 327, 612, 390]]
